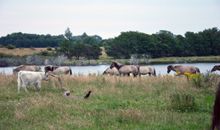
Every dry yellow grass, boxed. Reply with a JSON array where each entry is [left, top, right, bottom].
[[0, 48, 49, 56]]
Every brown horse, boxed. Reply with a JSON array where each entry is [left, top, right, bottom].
[[211, 83, 220, 130], [13, 65, 41, 74], [211, 65, 220, 72], [103, 67, 120, 76], [110, 61, 139, 77], [138, 66, 156, 76], [44, 65, 72, 75], [167, 65, 200, 75]]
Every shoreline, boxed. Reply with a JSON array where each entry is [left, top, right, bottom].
[[0, 55, 220, 67]]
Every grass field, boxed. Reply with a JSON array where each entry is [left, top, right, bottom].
[[0, 48, 49, 56], [0, 74, 219, 130]]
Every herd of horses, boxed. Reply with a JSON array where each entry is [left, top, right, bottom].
[[103, 61, 207, 77], [12, 61, 220, 77], [10, 62, 220, 130]]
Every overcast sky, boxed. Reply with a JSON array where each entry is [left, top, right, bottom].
[[0, 0, 219, 38]]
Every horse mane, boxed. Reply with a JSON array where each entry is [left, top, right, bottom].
[[52, 66, 59, 71], [112, 61, 123, 69]]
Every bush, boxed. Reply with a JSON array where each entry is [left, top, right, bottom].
[[170, 93, 197, 112], [6, 44, 16, 49], [47, 47, 53, 51]]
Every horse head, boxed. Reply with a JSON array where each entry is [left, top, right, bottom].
[[110, 61, 121, 70], [211, 65, 220, 72], [44, 65, 53, 73], [167, 65, 174, 73]]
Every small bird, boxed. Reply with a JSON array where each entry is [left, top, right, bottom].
[[84, 90, 92, 99], [64, 90, 71, 96]]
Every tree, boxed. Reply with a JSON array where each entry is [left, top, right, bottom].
[[64, 27, 73, 40], [58, 40, 74, 59]]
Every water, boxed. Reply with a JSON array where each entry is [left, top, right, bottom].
[[1, 63, 220, 76]]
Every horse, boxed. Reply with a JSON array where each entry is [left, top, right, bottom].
[[138, 66, 156, 76], [110, 61, 139, 77], [103, 67, 120, 76], [211, 65, 220, 72], [44, 65, 72, 75], [167, 65, 200, 76], [13, 65, 41, 74], [211, 83, 220, 130]]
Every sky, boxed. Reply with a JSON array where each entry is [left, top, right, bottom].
[[0, 0, 220, 39]]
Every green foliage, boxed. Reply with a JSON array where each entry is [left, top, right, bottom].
[[0, 32, 65, 47], [170, 93, 197, 112], [105, 27, 220, 58], [47, 47, 53, 51], [64, 27, 73, 40], [6, 44, 16, 49], [58, 40, 101, 59]]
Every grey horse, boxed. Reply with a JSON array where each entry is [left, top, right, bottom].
[[167, 65, 200, 75], [110, 61, 139, 77], [13, 65, 41, 74], [44, 65, 72, 75], [138, 66, 156, 76]]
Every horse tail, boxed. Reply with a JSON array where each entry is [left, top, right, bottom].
[[136, 65, 140, 76], [69, 68, 72, 75], [196, 67, 200, 73], [153, 68, 156, 76]]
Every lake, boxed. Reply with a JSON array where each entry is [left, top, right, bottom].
[[0, 63, 220, 76]]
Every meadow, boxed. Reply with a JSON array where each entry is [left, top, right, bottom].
[[0, 48, 49, 56], [0, 74, 219, 130]]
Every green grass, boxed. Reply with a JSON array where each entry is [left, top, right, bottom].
[[0, 75, 218, 129]]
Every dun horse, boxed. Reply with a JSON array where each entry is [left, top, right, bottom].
[[13, 65, 41, 74], [103, 67, 120, 76], [138, 66, 156, 76], [211, 65, 220, 72], [167, 65, 200, 75], [110, 61, 139, 77], [44, 65, 72, 75]]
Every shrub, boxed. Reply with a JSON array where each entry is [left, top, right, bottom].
[[170, 93, 197, 112], [184, 72, 212, 88], [6, 44, 16, 49], [47, 47, 53, 51]]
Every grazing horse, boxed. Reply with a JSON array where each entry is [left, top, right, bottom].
[[13, 65, 41, 74], [103, 67, 120, 76], [110, 61, 139, 77], [211, 83, 220, 130], [138, 66, 156, 76], [44, 65, 72, 75], [167, 65, 200, 76], [211, 65, 220, 72]]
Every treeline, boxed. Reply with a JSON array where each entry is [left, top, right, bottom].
[[0, 27, 219, 59], [104, 27, 220, 58], [0, 32, 65, 47], [0, 31, 102, 48]]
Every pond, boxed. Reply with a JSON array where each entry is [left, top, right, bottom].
[[0, 63, 220, 76]]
